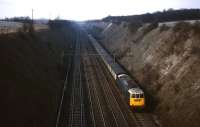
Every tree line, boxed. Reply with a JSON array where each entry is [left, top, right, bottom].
[[103, 9, 200, 23]]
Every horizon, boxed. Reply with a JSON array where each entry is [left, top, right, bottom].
[[2, 8, 200, 22], [0, 0, 200, 21]]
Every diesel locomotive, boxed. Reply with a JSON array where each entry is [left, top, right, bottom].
[[88, 34, 145, 109]]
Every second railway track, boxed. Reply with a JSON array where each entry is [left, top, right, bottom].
[[83, 34, 134, 127], [85, 32, 160, 127], [68, 33, 86, 127], [56, 27, 160, 127]]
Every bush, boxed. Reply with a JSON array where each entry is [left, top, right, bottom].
[[116, 47, 131, 59], [143, 22, 158, 35], [173, 21, 191, 33], [128, 22, 142, 33], [18, 22, 34, 35], [191, 46, 200, 56], [172, 21, 200, 39], [48, 20, 68, 30], [159, 24, 170, 32], [192, 21, 200, 35]]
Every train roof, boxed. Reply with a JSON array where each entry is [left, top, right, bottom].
[[89, 35, 125, 75], [128, 88, 144, 94], [118, 74, 138, 88], [109, 62, 125, 74]]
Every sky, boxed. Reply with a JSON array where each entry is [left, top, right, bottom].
[[0, 0, 200, 21]]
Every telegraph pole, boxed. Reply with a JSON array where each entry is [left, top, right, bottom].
[[32, 9, 34, 24]]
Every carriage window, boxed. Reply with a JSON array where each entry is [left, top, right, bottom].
[[136, 94, 140, 98], [140, 94, 144, 98]]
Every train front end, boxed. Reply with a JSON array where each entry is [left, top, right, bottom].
[[128, 88, 145, 109]]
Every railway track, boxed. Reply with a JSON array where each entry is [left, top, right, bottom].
[[82, 36, 133, 127], [83, 56, 108, 127], [134, 113, 160, 127], [92, 56, 131, 127], [56, 30, 91, 127], [55, 47, 73, 127], [96, 58, 139, 126], [56, 27, 160, 127], [99, 56, 160, 127], [87, 33, 160, 127], [68, 32, 86, 127], [55, 31, 76, 127], [83, 39, 117, 127]]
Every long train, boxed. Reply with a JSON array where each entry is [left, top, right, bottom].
[[88, 34, 145, 109]]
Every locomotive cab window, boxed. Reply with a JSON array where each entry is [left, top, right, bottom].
[[131, 93, 144, 98], [130, 94, 135, 98], [130, 94, 140, 98], [136, 94, 140, 98]]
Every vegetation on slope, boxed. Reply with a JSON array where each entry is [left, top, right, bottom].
[[98, 19, 200, 127], [0, 20, 76, 127]]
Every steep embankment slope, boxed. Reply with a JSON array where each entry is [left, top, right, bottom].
[[0, 22, 76, 127], [93, 21, 200, 127]]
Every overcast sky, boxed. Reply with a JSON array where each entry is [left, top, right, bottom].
[[0, 0, 200, 21]]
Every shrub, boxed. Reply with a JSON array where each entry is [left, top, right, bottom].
[[174, 84, 180, 94], [159, 24, 170, 32], [18, 22, 34, 34], [112, 21, 121, 25], [191, 46, 200, 56], [143, 22, 158, 35], [192, 21, 200, 35], [48, 20, 68, 30], [116, 47, 131, 59], [173, 21, 191, 33], [128, 22, 142, 33]]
